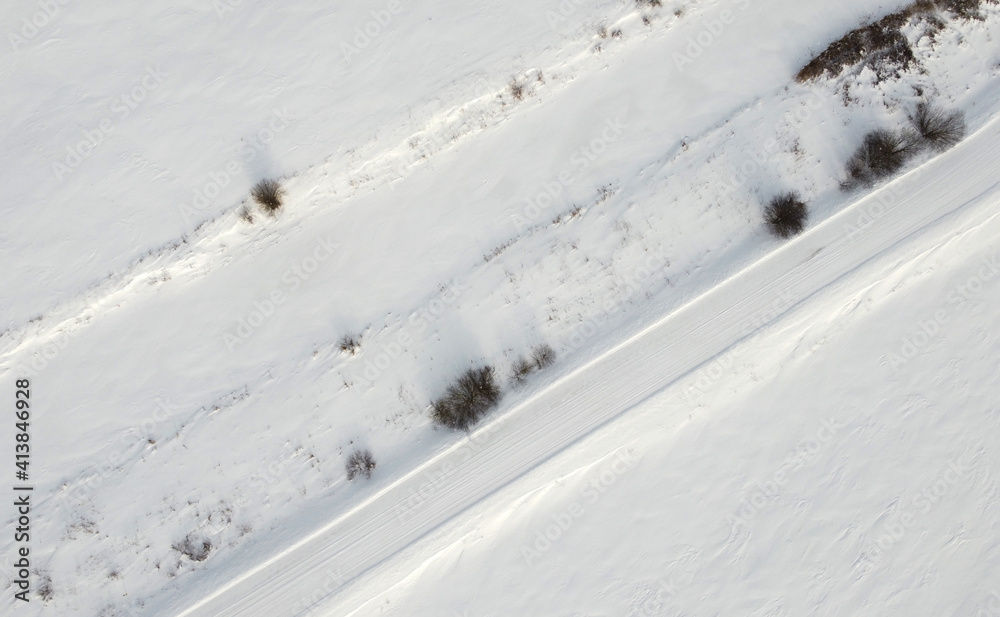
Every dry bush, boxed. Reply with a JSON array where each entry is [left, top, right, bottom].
[[251, 178, 283, 215], [512, 344, 556, 385], [238, 205, 255, 224], [796, 0, 997, 82], [431, 366, 502, 430], [345, 448, 376, 480], [512, 357, 535, 384], [905, 0, 940, 13], [909, 102, 966, 151], [764, 192, 809, 238], [936, 0, 996, 19], [795, 11, 915, 83], [531, 344, 556, 370], [172, 534, 212, 562], [509, 80, 525, 101], [36, 572, 54, 602], [338, 334, 362, 356], [843, 128, 920, 189]]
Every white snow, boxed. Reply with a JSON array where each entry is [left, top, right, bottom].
[[1, 0, 999, 616]]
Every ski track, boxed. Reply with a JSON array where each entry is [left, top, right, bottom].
[[152, 113, 1000, 617]]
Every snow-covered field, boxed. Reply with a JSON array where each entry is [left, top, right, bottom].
[[1, 0, 999, 616]]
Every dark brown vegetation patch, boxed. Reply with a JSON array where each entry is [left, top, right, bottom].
[[795, 0, 996, 83]]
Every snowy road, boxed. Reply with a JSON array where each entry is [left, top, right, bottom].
[[157, 118, 1000, 617]]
